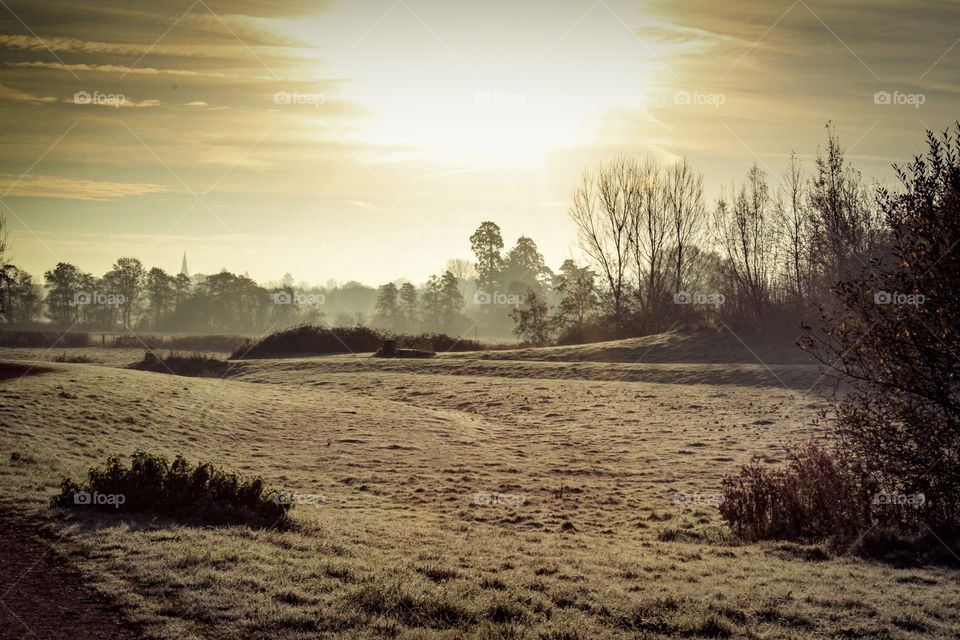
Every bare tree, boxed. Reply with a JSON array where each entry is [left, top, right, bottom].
[[0, 210, 7, 269], [807, 125, 883, 296], [664, 158, 707, 296], [630, 158, 670, 318], [444, 258, 476, 284], [569, 157, 638, 329], [714, 165, 781, 320], [776, 152, 812, 307]]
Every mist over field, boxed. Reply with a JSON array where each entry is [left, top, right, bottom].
[[1, 1, 959, 638]]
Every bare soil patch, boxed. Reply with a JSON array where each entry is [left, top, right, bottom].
[[0, 517, 137, 640]]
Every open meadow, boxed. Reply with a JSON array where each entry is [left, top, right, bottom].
[[2, 334, 958, 639], [4, 0, 959, 637]]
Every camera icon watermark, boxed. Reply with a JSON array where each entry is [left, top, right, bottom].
[[74, 291, 125, 306], [673, 291, 725, 306], [271, 291, 326, 306], [873, 290, 925, 306], [672, 491, 720, 508], [873, 492, 925, 508], [474, 90, 526, 108], [273, 491, 326, 506], [73, 491, 126, 508], [73, 90, 126, 109], [673, 90, 726, 108], [273, 91, 325, 107], [472, 491, 526, 507], [473, 291, 524, 306], [873, 91, 925, 109]]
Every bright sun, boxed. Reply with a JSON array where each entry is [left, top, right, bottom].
[[285, 0, 658, 170]]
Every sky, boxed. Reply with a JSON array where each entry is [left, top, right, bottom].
[[0, 0, 957, 285]]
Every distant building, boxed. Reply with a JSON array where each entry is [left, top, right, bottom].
[[180, 252, 189, 277]]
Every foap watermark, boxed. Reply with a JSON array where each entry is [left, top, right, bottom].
[[472, 491, 526, 507], [674, 90, 726, 108], [874, 291, 925, 306], [73, 90, 126, 108], [73, 491, 125, 508], [273, 90, 325, 107], [674, 291, 725, 306], [672, 491, 720, 508], [474, 90, 526, 108], [74, 291, 125, 306], [474, 291, 523, 306], [273, 491, 326, 507], [272, 291, 326, 307], [873, 91, 925, 109], [873, 492, 926, 509]]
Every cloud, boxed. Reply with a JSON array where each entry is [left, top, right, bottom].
[[8, 61, 241, 79], [0, 1, 327, 47], [0, 34, 300, 60], [0, 83, 56, 104], [0, 174, 171, 200]]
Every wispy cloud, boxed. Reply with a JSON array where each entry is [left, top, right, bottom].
[[0, 174, 171, 200], [0, 82, 56, 103]]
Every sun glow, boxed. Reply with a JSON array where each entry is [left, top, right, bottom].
[[282, 0, 661, 170]]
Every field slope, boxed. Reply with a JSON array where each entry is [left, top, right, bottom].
[[0, 336, 957, 638]]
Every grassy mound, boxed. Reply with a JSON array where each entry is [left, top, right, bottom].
[[52, 451, 290, 524], [233, 325, 483, 359], [130, 351, 230, 377], [232, 325, 382, 359]]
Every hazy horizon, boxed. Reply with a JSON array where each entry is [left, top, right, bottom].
[[2, 0, 958, 284]]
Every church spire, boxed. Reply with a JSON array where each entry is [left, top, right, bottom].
[[180, 252, 189, 277]]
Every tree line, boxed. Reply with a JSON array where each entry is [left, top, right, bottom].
[[0, 122, 915, 344], [0, 249, 384, 334], [502, 124, 887, 344]]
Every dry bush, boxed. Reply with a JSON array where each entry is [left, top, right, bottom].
[[53, 352, 94, 363], [802, 126, 960, 529], [398, 333, 483, 352], [719, 442, 869, 542]]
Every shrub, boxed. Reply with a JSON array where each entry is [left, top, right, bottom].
[[129, 351, 230, 377], [399, 333, 483, 353], [52, 451, 290, 523], [801, 126, 960, 529], [719, 442, 870, 542], [53, 352, 94, 363]]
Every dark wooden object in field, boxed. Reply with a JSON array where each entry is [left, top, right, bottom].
[[381, 338, 397, 357], [373, 339, 435, 358]]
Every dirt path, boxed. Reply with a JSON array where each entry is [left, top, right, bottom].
[[0, 519, 136, 640]]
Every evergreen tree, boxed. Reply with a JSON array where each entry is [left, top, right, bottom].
[[469, 221, 504, 294]]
